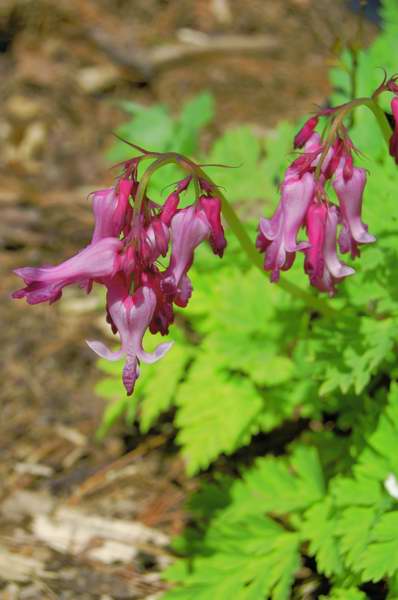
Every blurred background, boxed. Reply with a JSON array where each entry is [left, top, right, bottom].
[[0, 1, 377, 598]]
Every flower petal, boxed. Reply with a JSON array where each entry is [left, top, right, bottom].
[[138, 341, 173, 364], [86, 340, 124, 361]]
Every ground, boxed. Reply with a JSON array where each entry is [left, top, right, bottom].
[[0, 1, 375, 598]]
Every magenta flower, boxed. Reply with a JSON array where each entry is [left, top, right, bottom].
[[389, 96, 398, 164], [305, 203, 354, 295], [294, 116, 319, 149], [159, 191, 181, 227], [198, 196, 227, 257], [161, 204, 215, 295], [90, 179, 134, 244], [141, 218, 170, 264], [87, 275, 172, 395], [12, 237, 123, 305], [13, 157, 227, 395], [333, 166, 375, 250], [304, 202, 327, 282], [257, 171, 314, 281]]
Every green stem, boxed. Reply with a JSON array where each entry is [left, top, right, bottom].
[[192, 164, 339, 318], [129, 92, 394, 320], [133, 156, 172, 232], [362, 97, 393, 144], [135, 155, 339, 317]]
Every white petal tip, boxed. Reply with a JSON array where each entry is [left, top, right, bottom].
[[139, 341, 174, 364], [86, 339, 123, 361], [385, 473, 398, 500]]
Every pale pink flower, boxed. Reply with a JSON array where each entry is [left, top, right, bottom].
[[257, 172, 314, 281], [87, 276, 172, 395], [333, 166, 375, 249], [90, 179, 134, 244], [161, 205, 213, 295]]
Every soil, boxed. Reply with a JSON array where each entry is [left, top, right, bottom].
[[0, 1, 376, 598]]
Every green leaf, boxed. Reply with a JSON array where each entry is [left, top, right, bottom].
[[360, 512, 398, 581], [139, 344, 194, 433], [221, 446, 325, 521], [205, 126, 271, 202], [164, 515, 301, 600], [174, 92, 214, 155], [336, 505, 377, 571], [175, 353, 262, 475], [109, 104, 174, 162], [320, 587, 367, 600], [96, 396, 130, 440], [300, 498, 344, 576]]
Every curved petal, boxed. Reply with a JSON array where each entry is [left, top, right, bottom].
[[258, 207, 283, 242], [167, 206, 210, 287], [282, 172, 314, 252], [138, 341, 173, 364], [91, 188, 117, 243], [324, 206, 355, 279], [86, 339, 124, 361], [333, 167, 375, 245]]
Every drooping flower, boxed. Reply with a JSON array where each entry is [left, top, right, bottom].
[[256, 95, 381, 295], [161, 204, 212, 295], [305, 202, 354, 295], [257, 171, 314, 281], [333, 166, 375, 249], [388, 96, 398, 164], [13, 152, 227, 395], [12, 237, 123, 305], [198, 195, 227, 257], [87, 275, 172, 395], [90, 178, 134, 244], [294, 116, 319, 149]]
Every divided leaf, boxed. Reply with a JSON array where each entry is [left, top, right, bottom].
[[175, 354, 263, 475], [301, 498, 343, 577], [164, 515, 301, 600]]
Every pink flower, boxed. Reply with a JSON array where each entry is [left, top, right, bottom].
[[333, 166, 375, 248], [90, 179, 134, 244], [87, 275, 172, 395], [12, 157, 227, 395], [198, 195, 226, 257], [294, 116, 319, 149], [257, 172, 314, 281], [141, 218, 170, 264], [160, 191, 180, 226], [305, 203, 354, 295], [12, 238, 123, 305], [161, 205, 213, 295], [389, 96, 398, 164], [338, 223, 360, 259]]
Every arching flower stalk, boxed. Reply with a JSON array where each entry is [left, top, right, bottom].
[[13, 152, 226, 395], [256, 74, 398, 295], [12, 74, 396, 394]]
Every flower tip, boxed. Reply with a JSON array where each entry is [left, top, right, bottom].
[[86, 339, 123, 361], [270, 270, 280, 283], [293, 116, 319, 149]]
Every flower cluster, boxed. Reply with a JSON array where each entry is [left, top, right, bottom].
[[13, 155, 226, 395], [256, 114, 375, 295]]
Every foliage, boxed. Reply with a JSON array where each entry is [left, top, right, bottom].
[[95, 1, 398, 596], [164, 385, 398, 599]]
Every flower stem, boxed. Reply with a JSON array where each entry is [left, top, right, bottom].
[[137, 155, 339, 318], [193, 166, 339, 318], [362, 97, 393, 144]]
